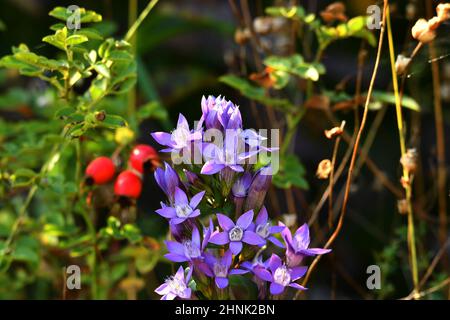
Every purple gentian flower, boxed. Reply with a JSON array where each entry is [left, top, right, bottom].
[[152, 113, 202, 153], [253, 254, 308, 295], [200, 250, 247, 288], [164, 226, 204, 263], [201, 131, 245, 175], [250, 206, 285, 248], [156, 187, 205, 225], [155, 266, 192, 300], [200, 96, 242, 130], [209, 210, 265, 254], [154, 162, 180, 203], [281, 223, 331, 267]]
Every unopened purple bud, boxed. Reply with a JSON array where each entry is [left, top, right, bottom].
[[220, 167, 236, 196], [232, 172, 252, 198], [244, 166, 272, 213], [184, 169, 199, 185]]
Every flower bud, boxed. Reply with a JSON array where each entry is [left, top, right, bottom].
[[437, 3, 450, 21], [316, 159, 332, 179], [232, 172, 252, 216], [400, 148, 418, 174], [411, 19, 436, 43], [395, 54, 412, 75], [244, 166, 272, 213]]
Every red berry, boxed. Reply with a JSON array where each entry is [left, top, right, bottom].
[[129, 144, 159, 173], [114, 170, 142, 199], [85, 157, 116, 185]]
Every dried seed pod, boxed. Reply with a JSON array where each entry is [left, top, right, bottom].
[[253, 17, 273, 34], [412, 19, 436, 43], [427, 16, 441, 31], [234, 28, 251, 45], [397, 199, 408, 215], [320, 2, 347, 23], [316, 159, 332, 179], [437, 3, 450, 21], [395, 54, 412, 75], [400, 148, 418, 174], [400, 176, 411, 189], [324, 125, 344, 139]]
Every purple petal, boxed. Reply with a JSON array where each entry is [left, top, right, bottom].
[[290, 266, 308, 281], [298, 248, 332, 256], [154, 283, 170, 295], [209, 231, 229, 245], [229, 268, 248, 275], [269, 225, 285, 234], [177, 113, 189, 130], [175, 266, 186, 281], [217, 214, 235, 231], [222, 250, 233, 268], [242, 231, 265, 246], [270, 282, 285, 295], [197, 262, 213, 277], [215, 277, 229, 289], [165, 240, 185, 256], [164, 253, 188, 262], [268, 236, 285, 248], [229, 165, 244, 172], [289, 283, 307, 290], [174, 187, 188, 205], [192, 227, 201, 248], [162, 293, 176, 300], [255, 206, 268, 225], [151, 132, 174, 147], [229, 241, 243, 255], [156, 207, 176, 218], [268, 254, 282, 273], [293, 223, 310, 250], [201, 160, 224, 175], [189, 209, 201, 218], [236, 210, 254, 229], [189, 191, 205, 208], [170, 217, 186, 225], [253, 267, 273, 282]]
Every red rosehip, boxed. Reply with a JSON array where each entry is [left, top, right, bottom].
[[85, 157, 116, 185], [114, 170, 142, 199], [129, 144, 159, 173]]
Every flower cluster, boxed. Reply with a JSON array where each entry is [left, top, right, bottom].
[[152, 96, 330, 300]]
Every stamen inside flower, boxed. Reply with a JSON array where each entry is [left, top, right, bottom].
[[167, 276, 187, 295], [229, 226, 244, 241], [175, 204, 193, 218], [183, 240, 201, 259], [256, 222, 271, 239], [273, 265, 291, 286], [213, 262, 228, 278]]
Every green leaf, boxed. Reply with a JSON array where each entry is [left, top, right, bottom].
[[136, 101, 168, 122], [266, 6, 305, 19], [89, 77, 107, 101], [273, 154, 309, 189], [49, 6, 102, 24], [101, 114, 128, 129], [66, 34, 89, 46], [93, 63, 110, 78], [219, 75, 295, 112], [264, 54, 325, 82], [370, 91, 421, 112]]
